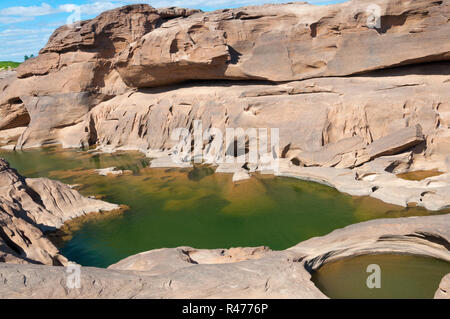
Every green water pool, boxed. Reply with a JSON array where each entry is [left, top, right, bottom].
[[311, 254, 450, 299], [0, 147, 445, 270]]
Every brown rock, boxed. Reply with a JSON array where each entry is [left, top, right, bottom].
[[16, 5, 201, 79], [0, 102, 29, 131], [366, 124, 425, 158], [0, 159, 119, 265], [15, 92, 104, 149], [0, 127, 26, 149], [57, 65, 449, 161], [0, 214, 448, 298], [291, 124, 425, 168], [1, 0, 449, 156], [115, 0, 450, 87], [0, 0, 448, 299], [0, 199, 66, 266], [15, 53, 60, 78], [291, 136, 366, 167], [109, 246, 270, 275], [0, 1, 448, 213], [435, 273, 450, 299], [1, 5, 202, 148], [289, 214, 450, 270]]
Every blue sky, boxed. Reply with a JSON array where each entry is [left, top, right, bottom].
[[0, 0, 346, 62]]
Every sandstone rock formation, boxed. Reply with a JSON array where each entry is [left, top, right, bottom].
[[0, 214, 448, 298], [109, 246, 271, 275], [0, 158, 119, 265], [13, 66, 448, 166], [114, 0, 450, 87], [0, 0, 449, 155], [290, 213, 450, 268], [16, 5, 201, 79], [0, 0, 449, 299], [0, 2, 449, 204], [435, 273, 450, 299], [277, 156, 450, 211], [39, 68, 446, 210]]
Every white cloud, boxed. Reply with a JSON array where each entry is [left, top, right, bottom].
[[0, 3, 56, 17], [0, 0, 344, 20], [0, 2, 127, 25], [0, 16, 34, 24], [60, 2, 120, 15], [0, 26, 52, 61], [0, 28, 54, 36]]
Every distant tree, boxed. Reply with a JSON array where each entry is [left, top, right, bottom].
[[24, 54, 35, 61]]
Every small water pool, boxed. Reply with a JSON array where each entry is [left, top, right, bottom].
[[311, 254, 450, 299], [397, 170, 443, 181]]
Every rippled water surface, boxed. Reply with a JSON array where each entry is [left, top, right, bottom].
[[0, 147, 444, 268]]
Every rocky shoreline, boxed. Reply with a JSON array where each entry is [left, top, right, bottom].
[[1, 0, 449, 211], [0, 157, 448, 298], [0, 0, 449, 298]]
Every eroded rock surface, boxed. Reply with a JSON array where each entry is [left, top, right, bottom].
[[0, 158, 448, 298], [0, 159, 118, 265], [0, 0, 449, 299], [0, 214, 448, 298], [290, 214, 450, 269], [435, 273, 450, 299], [109, 246, 271, 275], [46, 68, 447, 210], [0, 0, 448, 154], [115, 0, 450, 87], [0, 2, 449, 212]]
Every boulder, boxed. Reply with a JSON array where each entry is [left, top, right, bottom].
[[0, 100, 29, 131], [0, 0, 448, 158], [366, 124, 425, 158], [290, 136, 365, 167], [16, 5, 201, 79], [291, 125, 425, 168]]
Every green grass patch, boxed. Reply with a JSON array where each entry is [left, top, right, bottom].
[[0, 61, 21, 70]]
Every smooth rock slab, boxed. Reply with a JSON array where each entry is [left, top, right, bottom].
[[435, 273, 450, 299]]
